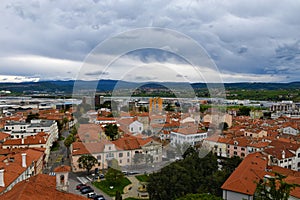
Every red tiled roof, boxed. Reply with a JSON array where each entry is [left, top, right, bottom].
[[3, 134, 48, 146], [0, 148, 44, 193], [0, 132, 10, 141], [112, 135, 152, 150], [221, 152, 268, 195], [72, 139, 111, 156], [0, 174, 87, 200], [54, 165, 71, 172]]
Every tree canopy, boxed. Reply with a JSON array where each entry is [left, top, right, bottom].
[[77, 154, 98, 174], [147, 147, 242, 200], [105, 124, 119, 140], [255, 172, 299, 200]]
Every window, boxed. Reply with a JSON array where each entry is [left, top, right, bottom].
[[241, 148, 245, 151], [98, 162, 100, 166], [119, 153, 123, 158], [234, 146, 237, 150], [131, 127, 133, 131], [298, 153, 300, 158], [227, 145, 230, 148], [120, 160, 122, 164], [297, 162, 300, 167], [227, 150, 230, 154], [234, 151, 237, 156], [241, 153, 245, 157], [97, 155, 101, 160], [127, 152, 130, 157], [127, 159, 130, 163], [60, 175, 64, 184], [108, 146, 111, 150]]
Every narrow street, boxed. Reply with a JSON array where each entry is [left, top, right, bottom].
[[43, 130, 71, 174]]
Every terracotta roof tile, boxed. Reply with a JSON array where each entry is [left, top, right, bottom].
[[54, 165, 71, 172], [0, 174, 87, 199]]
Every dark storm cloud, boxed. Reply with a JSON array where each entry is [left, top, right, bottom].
[[0, 0, 299, 82]]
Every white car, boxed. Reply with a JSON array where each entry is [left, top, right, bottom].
[[87, 192, 97, 199]]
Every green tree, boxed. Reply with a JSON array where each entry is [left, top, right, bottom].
[[115, 190, 122, 200], [165, 103, 175, 112], [238, 106, 251, 116], [147, 148, 219, 200], [104, 124, 119, 140], [64, 134, 75, 158], [221, 156, 243, 175], [105, 168, 124, 186], [77, 154, 98, 174], [176, 193, 222, 200], [219, 122, 229, 131], [26, 113, 39, 123], [63, 117, 69, 129], [255, 172, 299, 200]]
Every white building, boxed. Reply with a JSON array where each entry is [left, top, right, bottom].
[[170, 127, 207, 147], [4, 119, 58, 145]]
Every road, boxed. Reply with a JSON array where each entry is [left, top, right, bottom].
[[44, 130, 70, 174]]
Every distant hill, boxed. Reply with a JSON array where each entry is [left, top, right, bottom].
[[1, 80, 300, 95]]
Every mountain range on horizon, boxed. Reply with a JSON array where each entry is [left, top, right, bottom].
[[1, 79, 300, 95]]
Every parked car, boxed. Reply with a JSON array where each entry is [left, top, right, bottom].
[[87, 192, 97, 199], [93, 195, 105, 200], [79, 185, 90, 191], [128, 171, 139, 175], [94, 173, 105, 180], [81, 186, 94, 194], [76, 183, 87, 190]]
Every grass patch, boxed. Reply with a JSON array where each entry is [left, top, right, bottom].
[[124, 198, 148, 200], [135, 174, 149, 182], [93, 177, 131, 196]]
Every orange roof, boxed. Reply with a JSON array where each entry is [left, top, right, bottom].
[[112, 135, 152, 150], [77, 124, 102, 142], [221, 152, 268, 195], [0, 174, 87, 200], [0, 148, 44, 193], [0, 132, 10, 141], [72, 139, 111, 155], [3, 134, 48, 146], [54, 165, 71, 172]]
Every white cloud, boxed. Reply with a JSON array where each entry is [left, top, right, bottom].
[[0, 0, 300, 82]]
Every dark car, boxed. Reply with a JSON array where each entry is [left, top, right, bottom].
[[76, 183, 87, 190], [81, 186, 94, 194], [93, 195, 105, 200], [94, 174, 105, 180]]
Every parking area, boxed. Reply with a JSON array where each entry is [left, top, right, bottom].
[[68, 172, 112, 200]]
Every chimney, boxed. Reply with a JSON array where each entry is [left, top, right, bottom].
[[282, 150, 286, 159], [0, 169, 4, 187], [21, 138, 24, 145], [21, 153, 27, 168]]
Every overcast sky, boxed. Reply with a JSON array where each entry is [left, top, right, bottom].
[[0, 0, 300, 83]]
